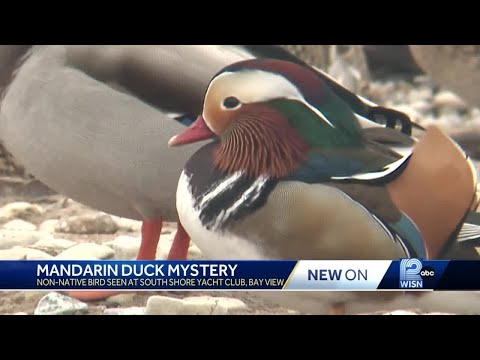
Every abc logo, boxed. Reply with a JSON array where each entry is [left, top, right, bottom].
[[420, 266, 435, 278]]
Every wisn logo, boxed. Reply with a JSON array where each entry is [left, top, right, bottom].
[[399, 258, 435, 289]]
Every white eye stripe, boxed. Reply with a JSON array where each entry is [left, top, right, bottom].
[[206, 70, 335, 128]]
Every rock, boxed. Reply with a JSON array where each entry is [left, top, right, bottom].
[[145, 296, 187, 315], [145, 295, 247, 315], [156, 232, 174, 259], [471, 107, 480, 120], [190, 296, 248, 313], [56, 243, 115, 260], [407, 86, 433, 103], [3, 311, 29, 315], [382, 310, 420, 315], [111, 216, 141, 232], [31, 238, 76, 256], [2, 219, 37, 231], [105, 235, 140, 260], [23, 291, 45, 302], [56, 213, 118, 234], [4, 291, 27, 304], [378, 310, 453, 315], [25, 248, 54, 260], [367, 81, 396, 103], [0, 247, 29, 260], [413, 74, 437, 86], [409, 100, 433, 114], [0, 202, 44, 222], [106, 293, 137, 308], [34, 292, 88, 315], [39, 219, 60, 233], [422, 312, 453, 315], [438, 109, 464, 127], [382, 80, 414, 104], [104, 307, 145, 315], [161, 222, 177, 234], [0, 229, 53, 250], [187, 243, 205, 260], [433, 90, 467, 110], [0, 246, 53, 260]]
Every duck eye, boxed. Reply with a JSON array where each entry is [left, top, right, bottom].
[[222, 96, 241, 109]]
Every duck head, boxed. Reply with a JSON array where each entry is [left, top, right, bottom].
[[169, 59, 369, 178]]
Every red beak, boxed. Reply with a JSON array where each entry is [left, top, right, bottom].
[[168, 115, 217, 147]]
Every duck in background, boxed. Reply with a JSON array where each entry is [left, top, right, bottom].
[[169, 58, 480, 314]]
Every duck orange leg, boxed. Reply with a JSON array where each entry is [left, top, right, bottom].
[[67, 218, 166, 301], [167, 222, 191, 260]]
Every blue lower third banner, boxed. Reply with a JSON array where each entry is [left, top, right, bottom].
[[0, 259, 479, 291]]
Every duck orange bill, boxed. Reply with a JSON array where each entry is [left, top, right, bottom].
[[168, 115, 217, 147]]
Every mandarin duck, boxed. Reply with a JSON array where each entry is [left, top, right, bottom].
[[169, 58, 480, 314]]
